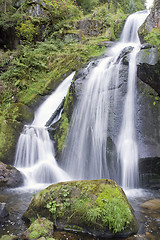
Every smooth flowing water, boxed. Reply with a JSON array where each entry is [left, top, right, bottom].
[[14, 72, 75, 187], [61, 11, 149, 188]]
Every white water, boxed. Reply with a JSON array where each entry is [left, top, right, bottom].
[[14, 72, 75, 187], [61, 11, 149, 188], [117, 11, 150, 188]]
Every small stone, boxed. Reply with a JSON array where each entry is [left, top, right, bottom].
[[141, 199, 160, 210]]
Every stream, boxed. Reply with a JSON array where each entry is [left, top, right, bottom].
[[0, 187, 160, 239]]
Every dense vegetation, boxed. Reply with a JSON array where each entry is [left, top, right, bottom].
[[0, 0, 147, 162]]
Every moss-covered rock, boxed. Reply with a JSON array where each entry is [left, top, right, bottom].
[[7, 103, 34, 123], [0, 103, 34, 164], [53, 81, 76, 155], [23, 179, 138, 238], [22, 217, 54, 239], [0, 119, 23, 164]]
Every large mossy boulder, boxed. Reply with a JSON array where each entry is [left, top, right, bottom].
[[23, 179, 138, 238]]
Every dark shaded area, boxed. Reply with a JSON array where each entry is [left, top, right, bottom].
[[139, 157, 160, 189], [137, 60, 160, 96], [0, 27, 19, 50]]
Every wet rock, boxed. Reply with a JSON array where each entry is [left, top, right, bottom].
[[137, 47, 158, 66], [117, 46, 134, 64], [0, 203, 9, 221], [141, 199, 160, 210], [22, 217, 54, 239], [0, 161, 23, 188], [23, 179, 138, 238], [141, 43, 155, 49]]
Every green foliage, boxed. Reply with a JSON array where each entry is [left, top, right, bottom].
[[39, 0, 82, 23], [16, 19, 39, 44], [46, 200, 59, 217], [144, 27, 160, 50]]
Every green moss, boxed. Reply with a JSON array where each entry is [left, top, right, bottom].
[[95, 185, 133, 233], [56, 113, 69, 152], [0, 119, 23, 163], [24, 218, 53, 239]]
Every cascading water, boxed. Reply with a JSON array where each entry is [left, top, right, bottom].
[[14, 72, 75, 187], [61, 11, 149, 188]]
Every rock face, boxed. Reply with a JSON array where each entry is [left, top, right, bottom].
[[0, 161, 23, 188], [23, 179, 138, 238], [76, 19, 102, 36]]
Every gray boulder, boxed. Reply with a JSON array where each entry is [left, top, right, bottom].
[[0, 161, 23, 189]]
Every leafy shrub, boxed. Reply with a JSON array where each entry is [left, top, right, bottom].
[[144, 27, 160, 50]]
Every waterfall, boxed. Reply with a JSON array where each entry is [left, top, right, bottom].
[[14, 11, 149, 189], [61, 11, 149, 188], [14, 72, 75, 187]]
